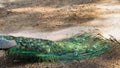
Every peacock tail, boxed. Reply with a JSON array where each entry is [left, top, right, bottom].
[[0, 33, 111, 62]]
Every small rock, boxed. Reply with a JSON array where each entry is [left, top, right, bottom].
[[0, 39, 17, 49]]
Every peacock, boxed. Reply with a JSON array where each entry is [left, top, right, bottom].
[[0, 33, 111, 62]]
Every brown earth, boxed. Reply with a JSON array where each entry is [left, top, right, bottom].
[[0, 0, 120, 68], [0, 0, 100, 33]]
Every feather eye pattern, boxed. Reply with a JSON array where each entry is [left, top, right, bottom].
[[0, 34, 111, 62]]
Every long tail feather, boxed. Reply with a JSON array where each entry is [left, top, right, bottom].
[[0, 33, 111, 62]]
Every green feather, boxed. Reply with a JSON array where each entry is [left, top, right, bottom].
[[0, 33, 111, 62]]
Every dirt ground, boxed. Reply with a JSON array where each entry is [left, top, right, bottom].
[[0, 0, 120, 68], [0, 0, 100, 33]]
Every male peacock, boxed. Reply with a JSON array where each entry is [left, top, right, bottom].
[[0, 33, 111, 62]]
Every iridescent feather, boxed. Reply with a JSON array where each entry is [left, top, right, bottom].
[[0, 33, 111, 62]]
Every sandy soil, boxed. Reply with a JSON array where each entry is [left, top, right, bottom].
[[0, 0, 120, 68], [0, 0, 100, 33]]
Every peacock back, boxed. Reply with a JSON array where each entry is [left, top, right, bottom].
[[0, 33, 111, 62]]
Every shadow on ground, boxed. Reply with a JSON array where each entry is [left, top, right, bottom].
[[0, 56, 104, 68], [6, 0, 101, 9], [0, 3, 99, 33]]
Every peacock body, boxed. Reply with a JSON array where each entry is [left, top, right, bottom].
[[0, 34, 110, 62]]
